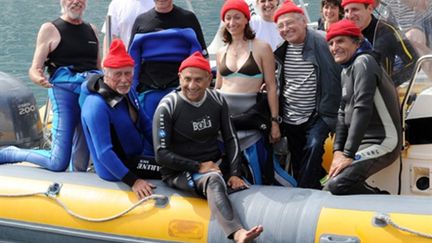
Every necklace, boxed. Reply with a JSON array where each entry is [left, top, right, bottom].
[[229, 42, 247, 57]]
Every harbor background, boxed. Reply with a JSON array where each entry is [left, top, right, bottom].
[[0, 0, 319, 107]]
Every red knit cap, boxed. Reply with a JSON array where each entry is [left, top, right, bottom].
[[220, 0, 250, 21], [341, 0, 374, 7], [179, 51, 211, 73], [326, 19, 362, 41], [273, 1, 304, 23], [103, 39, 134, 68]]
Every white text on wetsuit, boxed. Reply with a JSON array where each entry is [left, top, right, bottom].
[[193, 117, 212, 131]]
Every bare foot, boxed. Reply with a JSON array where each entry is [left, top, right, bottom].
[[234, 225, 264, 243]]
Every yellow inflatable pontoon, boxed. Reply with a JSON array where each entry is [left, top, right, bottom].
[[1, 164, 431, 243]]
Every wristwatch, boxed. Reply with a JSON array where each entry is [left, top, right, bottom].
[[271, 116, 282, 124]]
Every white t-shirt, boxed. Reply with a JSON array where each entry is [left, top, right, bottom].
[[102, 0, 154, 48], [249, 15, 283, 51]]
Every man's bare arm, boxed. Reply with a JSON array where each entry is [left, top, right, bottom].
[[28, 22, 60, 88]]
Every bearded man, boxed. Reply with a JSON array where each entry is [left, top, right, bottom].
[[3, 0, 102, 171]]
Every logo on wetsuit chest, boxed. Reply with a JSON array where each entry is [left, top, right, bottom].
[[192, 116, 212, 131]]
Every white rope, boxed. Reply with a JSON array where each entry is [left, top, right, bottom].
[[0, 191, 47, 197], [48, 194, 168, 222], [375, 213, 432, 239], [0, 183, 168, 223]]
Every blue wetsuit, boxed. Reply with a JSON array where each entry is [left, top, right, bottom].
[[0, 18, 99, 171], [81, 75, 151, 186]]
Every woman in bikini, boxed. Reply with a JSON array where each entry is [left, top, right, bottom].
[[216, 0, 280, 158]]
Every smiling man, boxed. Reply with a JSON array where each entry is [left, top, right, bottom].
[[273, 1, 341, 189], [324, 19, 402, 195], [342, 0, 418, 86], [249, 0, 283, 50], [153, 52, 263, 243], [81, 39, 156, 200], [0, 0, 100, 172]]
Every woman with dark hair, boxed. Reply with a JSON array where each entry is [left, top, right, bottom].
[[215, 0, 280, 183], [318, 0, 344, 31], [216, 0, 280, 146]]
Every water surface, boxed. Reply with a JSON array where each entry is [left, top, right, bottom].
[[0, 0, 319, 107]]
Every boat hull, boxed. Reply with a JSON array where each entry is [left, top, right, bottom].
[[1, 164, 431, 242]]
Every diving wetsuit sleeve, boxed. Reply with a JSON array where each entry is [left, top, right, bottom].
[[343, 56, 378, 158], [219, 97, 241, 177], [152, 98, 200, 173], [333, 103, 348, 153], [82, 98, 138, 186], [375, 22, 418, 86], [122, 172, 140, 187]]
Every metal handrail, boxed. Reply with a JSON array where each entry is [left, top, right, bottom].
[[104, 15, 112, 58], [400, 54, 432, 147]]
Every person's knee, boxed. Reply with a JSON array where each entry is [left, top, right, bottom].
[[206, 174, 226, 194], [305, 136, 321, 149], [48, 156, 70, 172], [324, 176, 352, 195], [49, 163, 69, 172], [305, 131, 327, 151]]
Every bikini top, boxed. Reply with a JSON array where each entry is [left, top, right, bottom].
[[219, 41, 263, 79]]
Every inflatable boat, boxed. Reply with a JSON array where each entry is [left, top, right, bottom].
[[2, 59, 432, 242], [2, 2, 432, 241], [1, 164, 432, 243], [1, 56, 432, 242]]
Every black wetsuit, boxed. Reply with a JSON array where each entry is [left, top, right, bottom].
[[46, 18, 98, 75], [130, 5, 207, 53], [363, 15, 418, 86], [153, 89, 243, 238], [325, 43, 402, 195], [129, 5, 207, 92]]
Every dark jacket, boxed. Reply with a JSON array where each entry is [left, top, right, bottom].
[[363, 15, 418, 86], [274, 29, 342, 131], [334, 51, 402, 158]]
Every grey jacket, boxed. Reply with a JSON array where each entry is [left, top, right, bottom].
[[274, 29, 341, 131]]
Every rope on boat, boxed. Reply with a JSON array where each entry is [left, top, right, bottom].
[[374, 213, 432, 239], [0, 191, 47, 197], [0, 182, 169, 222]]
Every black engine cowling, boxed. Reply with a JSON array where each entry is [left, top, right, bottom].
[[0, 72, 43, 148]]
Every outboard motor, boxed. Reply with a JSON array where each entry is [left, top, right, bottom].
[[0, 72, 43, 148]]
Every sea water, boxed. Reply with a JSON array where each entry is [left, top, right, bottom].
[[0, 0, 319, 108]]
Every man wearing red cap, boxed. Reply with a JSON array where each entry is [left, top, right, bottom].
[[325, 19, 402, 195], [342, 0, 418, 86], [273, 1, 341, 189], [153, 52, 264, 242], [81, 39, 156, 199]]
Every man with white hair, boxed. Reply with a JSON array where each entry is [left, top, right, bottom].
[[1, 0, 102, 171], [81, 39, 156, 199], [273, 1, 341, 189]]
